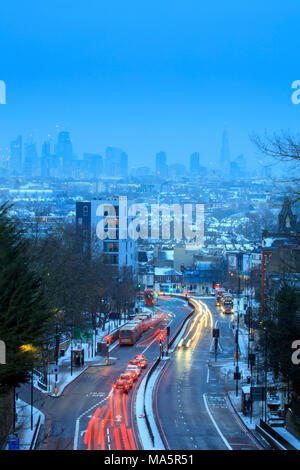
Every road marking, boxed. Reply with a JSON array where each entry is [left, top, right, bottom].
[[206, 367, 210, 383], [203, 393, 232, 450], [74, 391, 112, 450]]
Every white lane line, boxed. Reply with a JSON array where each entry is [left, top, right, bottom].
[[74, 391, 112, 450], [74, 419, 80, 450], [203, 393, 232, 450], [141, 318, 174, 355], [206, 367, 210, 384]]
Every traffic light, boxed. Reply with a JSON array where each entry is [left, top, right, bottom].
[[105, 335, 111, 345]]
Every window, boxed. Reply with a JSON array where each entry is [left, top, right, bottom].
[[83, 205, 88, 216], [103, 241, 119, 252], [104, 254, 119, 265]]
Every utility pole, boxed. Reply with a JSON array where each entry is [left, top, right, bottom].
[[105, 335, 111, 365], [213, 328, 219, 362], [234, 252, 242, 396], [264, 328, 268, 422], [166, 326, 170, 356], [31, 369, 33, 430]]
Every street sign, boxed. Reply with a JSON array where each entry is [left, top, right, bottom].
[[8, 438, 19, 450], [250, 386, 265, 401], [249, 353, 256, 364], [212, 329, 219, 338], [234, 371, 241, 380], [49, 363, 59, 374]]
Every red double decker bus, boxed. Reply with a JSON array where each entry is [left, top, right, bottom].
[[119, 323, 142, 346], [132, 314, 152, 332], [144, 289, 154, 306]]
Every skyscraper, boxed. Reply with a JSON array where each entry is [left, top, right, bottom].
[[220, 126, 230, 170], [23, 139, 39, 178], [76, 199, 136, 271], [104, 147, 128, 177], [41, 140, 51, 178], [156, 151, 168, 178], [83, 153, 103, 179], [9, 135, 22, 175], [57, 131, 73, 178], [105, 146, 122, 177], [189, 152, 200, 175], [120, 152, 128, 178]]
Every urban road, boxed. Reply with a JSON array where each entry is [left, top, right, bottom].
[[18, 296, 192, 450], [18, 296, 263, 451], [155, 297, 262, 450]]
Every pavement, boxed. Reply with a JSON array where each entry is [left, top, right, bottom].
[[154, 298, 263, 450], [4, 398, 45, 450], [17, 297, 192, 450]]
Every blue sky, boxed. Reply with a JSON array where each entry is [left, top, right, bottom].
[[0, 0, 300, 170]]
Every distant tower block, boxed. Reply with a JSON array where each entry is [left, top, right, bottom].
[[220, 125, 230, 170]]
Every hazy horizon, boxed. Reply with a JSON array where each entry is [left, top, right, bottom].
[[1, 1, 300, 171]]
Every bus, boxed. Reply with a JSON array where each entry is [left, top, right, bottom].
[[215, 288, 226, 307], [132, 314, 152, 332], [221, 294, 234, 314], [144, 289, 154, 306], [119, 323, 142, 345]]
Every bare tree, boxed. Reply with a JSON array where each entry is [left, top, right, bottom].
[[251, 131, 300, 203]]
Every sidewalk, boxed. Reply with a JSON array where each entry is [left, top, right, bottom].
[[225, 318, 300, 450], [34, 318, 126, 397], [5, 398, 45, 450], [34, 309, 154, 397]]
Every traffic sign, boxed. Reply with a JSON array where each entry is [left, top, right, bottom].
[[249, 353, 256, 364], [8, 438, 19, 450], [250, 386, 265, 401], [212, 329, 219, 338]]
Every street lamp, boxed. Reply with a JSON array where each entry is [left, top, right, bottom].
[[20, 344, 39, 430], [105, 334, 111, 365]]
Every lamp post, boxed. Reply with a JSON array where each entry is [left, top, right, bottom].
[[264, 326, 268, 422], [105, 335, 111, 365], [31, 369, 34, 430], [20, 344, 38, 430]]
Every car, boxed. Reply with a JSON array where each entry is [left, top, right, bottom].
[[119, 371, 135, 387], [128, 358, 140, 367], [135, 355, 147, 368], [113, 377, 131, 393], [126, 363, 141, 377], [123, 368, 138, 381]]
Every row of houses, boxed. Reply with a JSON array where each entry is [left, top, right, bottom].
[[138, 200, 299, 296]]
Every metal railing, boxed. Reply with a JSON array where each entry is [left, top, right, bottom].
[[141, 295, 196, 448]]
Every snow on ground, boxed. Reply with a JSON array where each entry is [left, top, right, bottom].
[[227, 391, 259, 430], [5, 398, 45, 450], [275, 427, 300, 450], [34, 318, 128, 397], [135, 359, 166, 450]]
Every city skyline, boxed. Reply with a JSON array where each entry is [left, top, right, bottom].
[[1, 1, 300, 172], [0, 126, 264, 176]]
